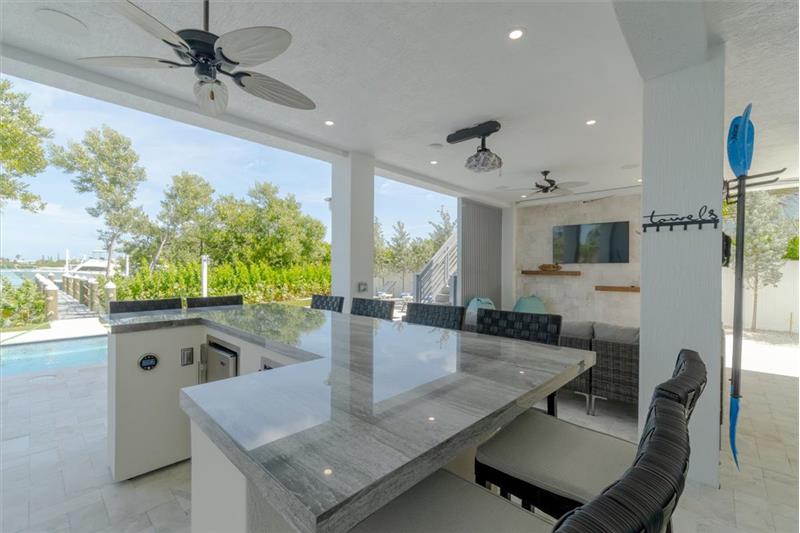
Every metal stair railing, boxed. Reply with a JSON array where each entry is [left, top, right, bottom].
[[415, 232, 457, 304]]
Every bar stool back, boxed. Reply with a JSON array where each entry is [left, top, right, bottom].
[[476, 309, 562, 345], [310, 294, 345, 313], [351, 297, 395, 320], [403, 303, 465, 330], [109, 297, 182, 314], [186, 295, 243, 308]]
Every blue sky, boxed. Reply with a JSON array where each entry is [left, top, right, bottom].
[[1, 75, 456, 260]]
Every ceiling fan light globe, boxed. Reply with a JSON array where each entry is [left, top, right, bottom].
[[193, 80, 228, 115], [465, 149, 502, 173]]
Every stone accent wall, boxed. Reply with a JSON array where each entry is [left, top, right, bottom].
[[515, 194, 641, 326]]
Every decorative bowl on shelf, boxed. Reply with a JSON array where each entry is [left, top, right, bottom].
[[537, 263, 562, 272]]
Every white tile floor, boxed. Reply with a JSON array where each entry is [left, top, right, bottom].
[[1, 364, 189, 533], [556, 369, 799, 533], [1, 361, 797, 532]]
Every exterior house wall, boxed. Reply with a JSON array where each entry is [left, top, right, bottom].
[[458, 199, 503, 307], [515, 194, 641, 325]]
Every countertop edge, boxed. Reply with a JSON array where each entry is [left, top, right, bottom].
[[181, 350, 596, 533], [108, 314, 322, 363], [179, 390, 316, 533]]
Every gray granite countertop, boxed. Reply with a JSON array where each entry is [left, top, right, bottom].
[[104, 304, 336, 362], [108, 304, 594, 533]]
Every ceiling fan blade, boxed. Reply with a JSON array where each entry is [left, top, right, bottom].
[[114, 1, 190, 51], [551, 188, 573, 196], [216, 27, 291, 67], [234, 71, 315, 110], [78, 56, 188, 68], [555, 181, 589, 189]]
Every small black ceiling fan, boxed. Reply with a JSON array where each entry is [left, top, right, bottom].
[[509, 170, 588, 196], [77, 0, 315, 115]]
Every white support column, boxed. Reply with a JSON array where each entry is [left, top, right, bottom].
[[640, 48, 724, 487], [501, 206, 517, 310], [331, 153, 375, 313]]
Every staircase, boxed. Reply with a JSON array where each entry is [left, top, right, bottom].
[[415, 232, 458, 304]]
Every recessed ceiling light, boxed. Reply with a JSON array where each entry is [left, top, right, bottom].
[[521, 194, 527, 198], [323, 468, 333, 476], [519, 370, 525, 374], [585, 119, 597, 126], [637, 178, 643, 183], [427, 416, 436, 422], [430, 160, 438, 165], [324, 120, 335, 126], [508, 29, 525, 40]]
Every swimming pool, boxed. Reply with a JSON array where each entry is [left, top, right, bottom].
[[0, 336, 107, 377]]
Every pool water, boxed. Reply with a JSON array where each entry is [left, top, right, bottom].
[[0, 336, 107, 377]]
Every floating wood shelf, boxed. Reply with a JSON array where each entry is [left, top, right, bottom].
[[521, 270, 581, 276], [595, 285, 640, 293]]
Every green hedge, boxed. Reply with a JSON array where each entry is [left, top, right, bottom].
[[111, 261, 331, 304], [1, 279, 46, 328]]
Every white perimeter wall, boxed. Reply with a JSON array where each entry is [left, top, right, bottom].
[[722, 261, 799, 333]]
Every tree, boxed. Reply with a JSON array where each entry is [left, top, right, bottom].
[[785, 236, 799, 260], [123, 212, 161, 268], [203, 181, 327, 268], [388, 221, 412, 292], [148, 172, 214, 269], [428, 205, 455, 250], [373, 217, 390, 288], [50, 126, 147, 276], [410, 237, 434, 274], [0, 79, 52, 212], [736, 191, 795, 330]]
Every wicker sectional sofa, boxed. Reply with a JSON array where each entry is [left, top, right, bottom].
[[560, 321, 640, 415]]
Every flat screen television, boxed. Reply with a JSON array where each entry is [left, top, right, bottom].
[[552, 221, 629, 264]]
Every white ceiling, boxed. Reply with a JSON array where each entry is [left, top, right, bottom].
[[706, 0, 799, 181], [1, 1, 796, 205]]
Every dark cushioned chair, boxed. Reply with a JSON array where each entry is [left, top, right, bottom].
[[351, 392, 691, 533], [186, 295, 243, 308], [350, 298, 395, 320], [559, 331, 593, 411], [403, 303, 465, 330], [559, 321, 641, 415], [476, 309, 562, 345], [310, 294, 345, 313], [109, 298, 182, 314], [474, 349, 706, 519]]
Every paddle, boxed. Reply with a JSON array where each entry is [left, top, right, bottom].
[[726, 103, 754, 470]]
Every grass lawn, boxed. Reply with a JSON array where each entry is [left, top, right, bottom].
[[0, 322, 50, 333], [283, 298, 312, 308]]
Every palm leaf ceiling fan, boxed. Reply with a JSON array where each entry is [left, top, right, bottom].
[[78, 0, 315, 115], [507, 170, 588, 197]]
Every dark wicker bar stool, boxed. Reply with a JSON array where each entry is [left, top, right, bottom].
[[351, 387, 692, 533], [109, 298, 182, 314], [474, 349, 707, 519], [186, 295, 243, 308], [310, 294, 345, 313], [403, 303, 465, 330], [350, 297, 395, 320]]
